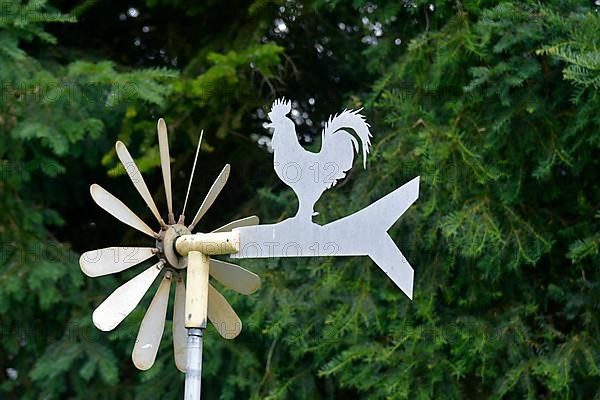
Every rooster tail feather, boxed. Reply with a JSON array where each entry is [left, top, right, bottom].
[[322, 109, 372, 168]]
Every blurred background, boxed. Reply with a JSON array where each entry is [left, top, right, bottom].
[[0, 0, 599, 398]]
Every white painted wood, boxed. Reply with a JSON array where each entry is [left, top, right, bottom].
[[188, 164, 230, 231], [79, 247, 156, 277], [207, 283, 242, 339], [90, 184, 158, 239], [115, 141, 165, 226], [173, 273, 187, 372], [185, 251, 209, 328], [157, 118, 175, 224], [212, 216, 259, 233], [175, 232, 239, 256], [232, 177, 419, 299], [209, 259, 260, 295], [132, 271, 172, 371], [93, 261, 165, 331]]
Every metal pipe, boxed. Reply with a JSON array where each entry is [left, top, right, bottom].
[[184, 328, 203, 400]]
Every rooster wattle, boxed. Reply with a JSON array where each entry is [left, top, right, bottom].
[[266, 98, 372, 222]]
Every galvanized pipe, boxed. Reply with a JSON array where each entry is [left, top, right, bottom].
[[184, 328, 203, 400]]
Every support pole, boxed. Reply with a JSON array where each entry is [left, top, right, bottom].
[[184, 328, 203, 399], [176, 233, 240, 400], [184, 250, 210, 400]]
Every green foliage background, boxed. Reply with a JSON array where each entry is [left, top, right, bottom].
[[0, 0, 598, 398]]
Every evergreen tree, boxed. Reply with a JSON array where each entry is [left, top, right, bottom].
[[0, 1, 176, 398], [0, 0, 598, 399]]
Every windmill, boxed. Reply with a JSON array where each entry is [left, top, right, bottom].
[[80, 119, 260, 397], [80, 101, 420, 399]]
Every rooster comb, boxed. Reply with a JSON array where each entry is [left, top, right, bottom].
[[270, 98, 292, 118]]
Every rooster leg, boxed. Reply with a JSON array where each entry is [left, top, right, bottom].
[[294, 200, 316, 223]]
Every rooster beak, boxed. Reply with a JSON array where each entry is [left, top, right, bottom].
[[265, 122, 274, 129]]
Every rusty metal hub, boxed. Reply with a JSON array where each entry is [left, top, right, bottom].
[[156, 224, 191, 269]]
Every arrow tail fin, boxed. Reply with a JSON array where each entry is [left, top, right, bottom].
[[367, 233, 414, 299], [354, 176, 419, 299]]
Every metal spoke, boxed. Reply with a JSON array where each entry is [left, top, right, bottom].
[[188, 164, 230, 231], [180, 130, 204, 224]]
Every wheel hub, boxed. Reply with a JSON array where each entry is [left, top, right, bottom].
[[157, 224, 191, 269]]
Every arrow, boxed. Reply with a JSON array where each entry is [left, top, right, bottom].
[[231, 176, 419, 299]]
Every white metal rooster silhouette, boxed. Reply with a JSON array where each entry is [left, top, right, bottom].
[[232, 99, 420, 300], [266, 98, 372, 222]]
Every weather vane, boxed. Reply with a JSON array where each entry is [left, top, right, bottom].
[[80, 99, 419, 399]]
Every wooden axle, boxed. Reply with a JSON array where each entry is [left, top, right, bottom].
[[175, 232, 239, 256], [174, 232, 239, 329]]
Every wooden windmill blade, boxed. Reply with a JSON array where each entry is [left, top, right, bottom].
[[80, 120, 262, 394], [115, 141, 165, 227]]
